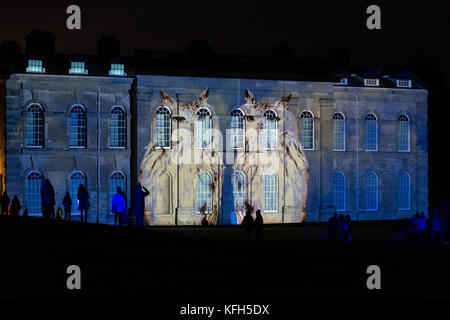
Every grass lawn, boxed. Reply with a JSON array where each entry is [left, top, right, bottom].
[[0, 215, 448, 303]]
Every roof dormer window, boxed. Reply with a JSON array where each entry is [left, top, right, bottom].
[[397, 79, 412, 88], [69, 61, 88, 75], [109, 63, 126, 76], [364, 78, 379, 87], [26, 59, 45, 73]]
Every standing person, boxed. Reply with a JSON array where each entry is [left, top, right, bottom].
[[112, 186, 127, 227], [1, 191, 10, 215], [63, 192, 72, 221], [254, 209, 264, 240], [242, 209, 254, 239], [77, 184, 90, 223], [40, 179, 55, 219], [345, 214, 353, 242], [11, 195, 21, 216], [432, 212, 443, 244], [132, 183, 149, 228], [328, 212, 337, 241], [337, 214, 348, 243], [417, 212, 427, 242]]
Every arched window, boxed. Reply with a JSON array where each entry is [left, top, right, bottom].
[[263, 173, 278, 212], [69, 105, 87, 148], [26, 104, 44, 147], [263, 110, 277, 150], [155, 106, 171, 148], [110, 106, 126, 148], [25, 171, 43, 216], [365, 171, 378, 211], [398, 171, 411, 210], [109, 171, 126, 212], [333, 112, 345, 151], [195, 108, 212, 149], [397, 114, 410, 152], [365, 113, 378, 151], [300, 111, 314, 150], [196, 171, 212, 213], [69, 171, 86, 214], [232, 171, 245, 211], [333, 171, 346, 211], [229, 109, 245, 149]]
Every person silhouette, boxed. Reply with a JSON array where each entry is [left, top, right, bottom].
[[11, 195, 21, 216], [63, 191, 72, 221], [40, 179, 55, 219], [112, 186, 127, 227], [328, 212, 338, 241], [254, 209, 264, 240], [132, 183, 149, 228], [77, 184, 90, 223], [0, 191, 10, 215], [242, 209, 254, 239]]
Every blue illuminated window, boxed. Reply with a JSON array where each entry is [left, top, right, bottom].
[[26, 104, 44, 147], [300, 111, 314, 150], [69, 105, 87, 148], [333, 171, 346, 211], [365, 113, 378, 151], [110, 106, 126, 148], [263, 173, 278, 212], [398, 171, 410, 210], [195, 108, 212, 149], [26, 59, 45, 73], [397, 115, 410, 152], [69, 171, 86, 214], [263, 110, 277, 150], [69, 61, 88, 75], [333, 112, 345, 151], [155, 106, 171, 148], [365, 171, 378, 211], [196, 171, 212, 213], [109, 64, 126, 76], [230, 109, 245, 149], [25, 171, 43, 216], [232, 171, 245, 212]]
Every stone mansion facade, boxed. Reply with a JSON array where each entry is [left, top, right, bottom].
[[4, 61, 429, 225]]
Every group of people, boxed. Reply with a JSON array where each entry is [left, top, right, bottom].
[[241, 209, 264, 239], [0, 191, 22, 216], [0, 178, 150, 227], [401, 211, 446, 244], [326, 213, 353, 243]]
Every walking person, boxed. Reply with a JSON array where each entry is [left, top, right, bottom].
[[337, 214, 348, 243], [345, 214, 353, 242], [132, 183, 149, 228], [63, 192, 72, 221], [242, 209, 254, 239], [432, 212, 443, 244], [112, 186, 127, 227], [77, 184, 90, 223], [254, 209, 264, 240], [40, 179, 55, 219], [417, 212, 427, 242], [11, 195, 21, 216], [1, 191, 10, 215]]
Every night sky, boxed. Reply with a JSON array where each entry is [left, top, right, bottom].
[[0, 1, 449, 81]]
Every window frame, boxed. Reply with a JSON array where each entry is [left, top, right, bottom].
[[333, 112, 346, 151], [195, 107, 212, 150], [300, 110, 315, 151], [365, 113, 378, 152], [25, 103, 45, 148], [397, 114, 410, 152], [365, 171, 379, 211], [397, 171, 411, 211], [155, 106, 172, 149], [196, 171, 212, 213], [229, 108, 245, 150], [333, 171, 346, 212], [69, 104, 87, 149], [110, 105, 127, 149], [263, 173, 278, 213], [25, 171, 43, 216]]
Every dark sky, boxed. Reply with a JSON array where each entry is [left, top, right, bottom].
[[0, 1, 449, 81]]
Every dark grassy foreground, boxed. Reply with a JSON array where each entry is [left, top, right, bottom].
[[0, 215, 449, 303]]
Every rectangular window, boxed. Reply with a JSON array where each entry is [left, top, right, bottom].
[[69, 61, 88, 75], [364, 78, 379, 86], [26, 59, 45, 73], [397, 79, 412, 88], [263, 174, 278, 212], [109, 64, 126, 76]]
